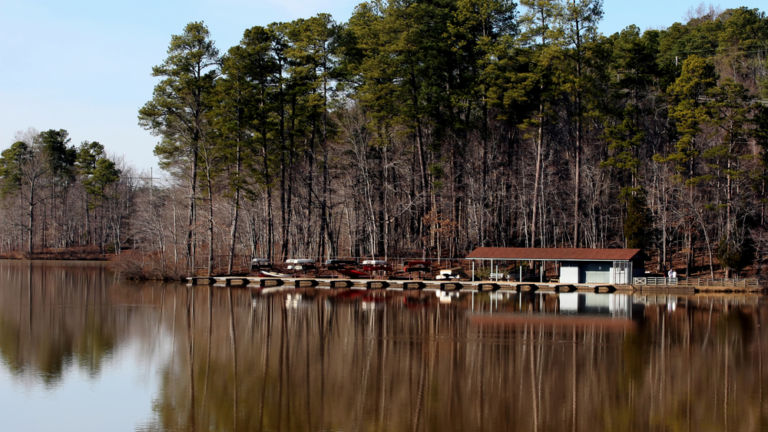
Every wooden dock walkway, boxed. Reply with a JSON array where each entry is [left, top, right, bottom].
[[184, 275, 763, 294]]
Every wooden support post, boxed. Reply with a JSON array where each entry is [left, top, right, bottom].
[[330, 280, 352, 289], [260, 278, 283, 288], [440, 282, 463, 292], [554, 284, 576, 293], [477, 283, 499, 293], [366, 280, 389, 290], [294, 279, 318, 288], [594, 285, 616, 294], [402, 281, 425, 291]]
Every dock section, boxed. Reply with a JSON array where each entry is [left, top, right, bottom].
[[186, 275, 762, 294]]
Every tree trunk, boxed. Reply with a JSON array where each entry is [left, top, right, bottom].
[[188, 145, 198, 273], [227, 143, 242, 275], [572, 11, 583, 248], [573, 117, 581, 247], [531, 104, 544, 247], [320, 149, 332, 259], [27, 183, 34, 255], [207, 178, 214, 277]]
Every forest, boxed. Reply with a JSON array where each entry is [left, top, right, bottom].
[[0, 0, 767, 279]]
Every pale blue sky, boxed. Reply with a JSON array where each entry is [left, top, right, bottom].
[[1, 0, 765, 174]]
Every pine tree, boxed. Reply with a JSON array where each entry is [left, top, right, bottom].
[[138, 21, 219, 272]]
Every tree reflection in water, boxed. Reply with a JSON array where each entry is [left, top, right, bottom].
[[0, 262, 766, 431], [148, 289, 768, 432], [0, 261, 118, 385]]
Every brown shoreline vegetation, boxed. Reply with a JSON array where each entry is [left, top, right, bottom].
[[110, 250, 200, 281], [0, 246, 108, 261]]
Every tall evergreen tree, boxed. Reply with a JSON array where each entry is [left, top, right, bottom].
[[558, 0, 603, 246], [138, 21, 220, 272]]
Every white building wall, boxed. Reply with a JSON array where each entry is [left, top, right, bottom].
[[584, 263, 611, 283], [609, 261, 632, 284], [560, 265, 579, 283], [610, 267, 622, 284]]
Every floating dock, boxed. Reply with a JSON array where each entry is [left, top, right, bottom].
[[185, 275, 764, 294]]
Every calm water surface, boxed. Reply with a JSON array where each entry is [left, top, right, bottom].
[[0, 260, 766, 431]]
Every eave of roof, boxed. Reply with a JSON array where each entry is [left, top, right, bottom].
[[466, 247, 641, 261]]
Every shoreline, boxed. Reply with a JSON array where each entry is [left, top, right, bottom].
[[0, 249, 110, 262]]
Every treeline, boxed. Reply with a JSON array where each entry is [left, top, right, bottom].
[[0, 129, 130, 256], [3, 1, 768, 278]]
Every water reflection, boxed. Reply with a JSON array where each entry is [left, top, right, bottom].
[[0, 261, 766, 431], [0, 260, 169, 431], [0, 261, 117, 384]]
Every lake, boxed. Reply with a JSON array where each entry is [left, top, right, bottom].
[[0, 260, 765, 431]]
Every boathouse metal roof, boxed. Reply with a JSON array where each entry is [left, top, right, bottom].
[[466, 247, 641, 262]]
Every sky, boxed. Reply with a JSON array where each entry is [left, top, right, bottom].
[[1, 0, 766, 176]]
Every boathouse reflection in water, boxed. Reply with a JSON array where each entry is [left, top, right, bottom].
[[0, 261, 765, 431]]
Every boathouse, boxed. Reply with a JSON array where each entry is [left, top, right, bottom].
[[465, 247, 643, 284]]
